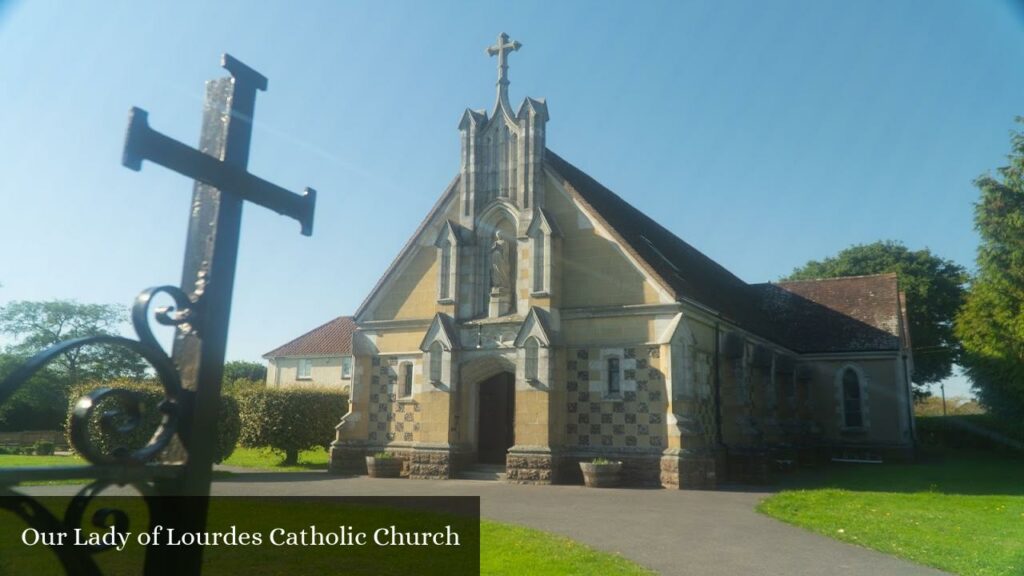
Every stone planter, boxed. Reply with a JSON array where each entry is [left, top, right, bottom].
[[366, 456, 403, 478], [579, 461, 622, 488]]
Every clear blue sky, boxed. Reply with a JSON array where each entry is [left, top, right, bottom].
[[2, 1, 1021, 398]]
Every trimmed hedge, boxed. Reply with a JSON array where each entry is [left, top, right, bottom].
[[236, 387, 347, 465], [66, 379, 241, 463], [916, 415, 1024, 454]]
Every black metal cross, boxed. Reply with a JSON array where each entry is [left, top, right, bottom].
[[121, 53, 315, 574]]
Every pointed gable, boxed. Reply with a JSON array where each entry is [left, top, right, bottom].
[[514, 307, 554, 347], [419, 313, 460, 352]]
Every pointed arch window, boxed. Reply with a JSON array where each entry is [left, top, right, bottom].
[[429, 341, 443, 383], [527, 211, 557, 296], [524, 337, 540, 382], [439, 240, 452, 300], [532, 233, 545, 293], [435, 223, 460, 304], [842, 367, 863, 428]]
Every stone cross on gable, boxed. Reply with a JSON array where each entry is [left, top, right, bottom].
[[487, 32, 521, 108]]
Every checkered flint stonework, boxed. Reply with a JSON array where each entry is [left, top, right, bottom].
[[367, 359, 421, 443], [564, 346, 667, 449]]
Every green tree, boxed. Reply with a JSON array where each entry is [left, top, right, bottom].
[[0, 300, 147, 383], [237, 387, 347, 465], [223, 360, 267, 383], [0, 352, 67, 431], [785, 241, 968, 397], [956, 121, 1024, 420]]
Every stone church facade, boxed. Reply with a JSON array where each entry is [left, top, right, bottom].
[[328, 34, 916, 488]]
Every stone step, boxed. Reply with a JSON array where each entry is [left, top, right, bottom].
[[457, 465, 507, 481]]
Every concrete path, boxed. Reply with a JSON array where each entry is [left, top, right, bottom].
[[24, 473, 949, 576]]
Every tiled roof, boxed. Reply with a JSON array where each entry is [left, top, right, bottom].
[[753, 274, 902, 353], [546, 151, 903, 354], [262, 316, 356, 358]]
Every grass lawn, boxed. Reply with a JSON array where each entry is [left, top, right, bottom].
[[0, 453, 83, 467], [758, 449, 1024, 576], [0, 447, 329, 476], [482, 520, 652, 575], [0, 453, 235, 484], [221, 446, 329, 471]]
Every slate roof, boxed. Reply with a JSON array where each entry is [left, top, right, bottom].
[[262, 316, 356, 358], [752, 274, 903, 353], [546, 151, 904, 354], [546, 150, 775, 336]]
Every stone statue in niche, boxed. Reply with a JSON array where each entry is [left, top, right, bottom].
[[489, 230, 513, 293]]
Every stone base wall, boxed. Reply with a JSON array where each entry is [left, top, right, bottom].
[[725, 448, 771, 484], [795, 444, 830, 467], [827, 442, 915, 463], [506, 449, 556, 484], [660, 450, 723, 489], [329, 445, 369, 475], [330, 445, 415, 476], [409, 447, 453, 479]]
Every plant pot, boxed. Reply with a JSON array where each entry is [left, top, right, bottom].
[[579, 461, 623, 488], [366, 456, 403, 478]]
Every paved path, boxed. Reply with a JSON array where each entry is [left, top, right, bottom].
[[25, 473, 949, 576]]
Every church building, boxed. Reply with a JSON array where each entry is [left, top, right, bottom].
[[324, 34, 916, 488]]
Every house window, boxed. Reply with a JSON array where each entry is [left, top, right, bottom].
[[607, 357, 621, 396], [429, 342, 443, 383], [842, 367, 863, 428], [401, 362, 414, 398], [341, 356, 352, 379], [525, 337, 539, 382], [297, 358, 312, 380]]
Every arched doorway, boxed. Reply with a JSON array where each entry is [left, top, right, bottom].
[[477, 368, 516, 463], [477, 371, 515, 464]]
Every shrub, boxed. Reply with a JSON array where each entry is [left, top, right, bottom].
[[66, 379, 241, 463], [236, 387, 348, 465], [33, 440, 55, 456], [916, 415, 1024, 454], [223, 377, 265, 396]]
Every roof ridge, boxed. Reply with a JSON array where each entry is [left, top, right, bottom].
[[773, 272, 898, 285]]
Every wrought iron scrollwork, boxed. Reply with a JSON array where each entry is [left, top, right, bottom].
[[0, 286, 194, 466], [0, 286, 195, 572]]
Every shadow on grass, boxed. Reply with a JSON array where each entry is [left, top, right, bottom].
[[775, 448, 1024, 496]]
